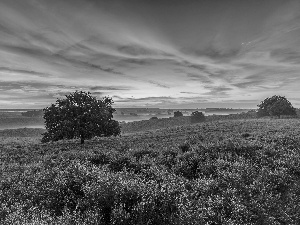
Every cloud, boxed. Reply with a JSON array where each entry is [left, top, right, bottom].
[[116, 58, 152, 66], [146, 80, 170, 89], [181, 46, 240, 61], [0, 67, 51, 77], [233, 80, 262, 89], [270, 48, 300, 64], [186, 73, 213, 84], [117, 45, 159, 56], [202, 86, 233, 96], [0, 0, 300, 108], [89, 85, 133, 91], [180, 91, 198, 94]]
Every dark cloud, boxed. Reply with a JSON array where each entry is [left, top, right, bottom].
[[89, 85, 133, 91], [83, 61, 122, 75], [202, 86, 233, 96], [124, 59, 149, 65], [0, 81, 133, 96], [0, 67, 51, 77], [1, 43, 125, 77], [114, 96, 174, 103], [182, 46, 240, 61], [0, 81, 50, 90], [0, 23, 15, 36], [178, 60, 207, 71], [178, 60, 228, 80], [186, 73, 213, 84], [117, 58, 153, 66], [146, 80, 170, 88], [1, 44, 52, 59], [0, 44, 171, 89], [233, 80, 262, 89], [89, 91, 105, 96], [117, 45, 158, 56], [180, 91, 198, 94], [270, 48, 300, 64]]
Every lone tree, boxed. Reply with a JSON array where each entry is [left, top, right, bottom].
[[42, 91, 120, 144], [257, 95, 296, 118], [191, 111, 205, 123], [174, 111, 183, 117]]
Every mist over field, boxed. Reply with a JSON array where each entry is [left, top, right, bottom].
[[0, 107, 252, 130]]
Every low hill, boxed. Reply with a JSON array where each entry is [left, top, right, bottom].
[[2, 119, 300, 224], [121, 110, 257, 133], [0, 117, 44, 130]]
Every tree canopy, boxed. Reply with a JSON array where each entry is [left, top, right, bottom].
[[42, 91, 120, 144], [257, 95, 296, 118]]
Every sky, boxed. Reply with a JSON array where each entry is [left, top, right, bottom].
[[0, 0, 300, 109]]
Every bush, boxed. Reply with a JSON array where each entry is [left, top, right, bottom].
[[191, 111, 205, 123], [175, 151, 201, 179], [257, 95, 296, 118], [241, 132, 251, 138], [174, 111, 183, 117], [179, 142, 191, 153]]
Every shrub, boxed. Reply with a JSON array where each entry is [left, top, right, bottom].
[[174, 111, 183, 117], [241, 132, 251, 138], [179, 142, 191, 153], [257, 95, 296, 118], [175, 151, 201, 179], [89, 152, 110, 166], [191, 111, 205, 123]]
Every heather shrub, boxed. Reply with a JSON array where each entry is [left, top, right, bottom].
[[88, 152, 110, 166], [131, 149, 158, 160], [3, 119, 300, 224], [156, 149, 178, 170], [108, 155, 135, 172], [241, 132, 251, 138], [174, 151, 201, 179], [178, 142, 191, 152]]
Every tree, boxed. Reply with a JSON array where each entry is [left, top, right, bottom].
[[257, 95, 296, 118], [42, 91, 120, 144], [174, 111, 183, 117], [191, 111, 205, 123]]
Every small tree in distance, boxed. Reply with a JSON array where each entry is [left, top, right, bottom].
[[42, 91, 120, 144], [257, 95, 296, 118], [174, 111, 183, 117], [191, 111, 205, 123]]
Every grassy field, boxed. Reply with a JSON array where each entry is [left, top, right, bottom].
[[1, 119, 300, 224]]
